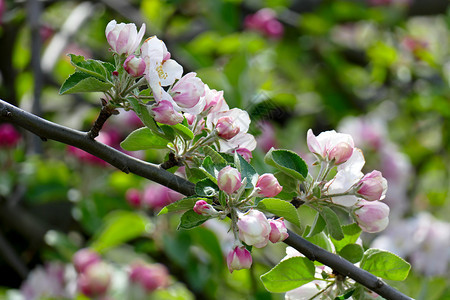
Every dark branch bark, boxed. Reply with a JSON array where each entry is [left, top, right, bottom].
[[0, 99, 412, 300]]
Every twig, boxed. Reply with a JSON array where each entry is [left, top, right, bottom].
[[87, 100, 117, 139], [0, 99, 412, 300]]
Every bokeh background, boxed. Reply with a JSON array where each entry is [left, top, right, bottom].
[[0, 0, 449, 299]]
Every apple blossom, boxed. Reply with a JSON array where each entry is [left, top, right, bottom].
[[105, 20, 145, 56], [202, 85, 229, 114], [151, 100, 184, 125], [307, 129, 355, 164], [227, 245, 252, 273], [171, 72, 205, 109], [0, 123, 21, 148], [141, 36, 183, 101], [216, 116, 240, 140], [356, 170, 388, 201], [255, 173, 283, 198], [235, 148, 253, 162], [123, 55, 146, 77], [142, 183, 183, 210], [72, 249, 101, 274], [77, 262, 111, 297], [268, 218, 289, 243], [237, 209, 271, 248], [353, 200, 390, 233], [126, 188, 142, 208], [217, 166, 242, 195], [193, 200, 218, 216], [129, 263, 169, 293]]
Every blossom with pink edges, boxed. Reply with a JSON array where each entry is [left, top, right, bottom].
[[217, 166, 242, 195], [72, 248, 102, 274], [353, 200, 390, 233], [244, 8, 284, 39], [268, 218, 289, 243], [357, 170, 387, 201], [237, 209, 271, 248], [171, 72, 205, 110], [202, 85, 229, 114], [307, 129, 355, 164], [227, 245, 252, 273], [142, 183, 183, 210], [216, 116, 240, 140], [105, 20, 146, 56], [151, 100, 184, 125], [77, 262, 111, 297], [255, 173, 283, 198]]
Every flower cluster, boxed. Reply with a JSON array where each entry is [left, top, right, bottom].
[[192, 165, 286, 273], [306, 129, 390, 233], [104, 20, 256, 163]]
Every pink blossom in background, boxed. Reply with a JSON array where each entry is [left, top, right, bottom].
[[244, 8, 284, 39], [67, 132, 113, 166], [0, 123, 21, 148], [77, 262, 111, 298], [126, 188, 142, 208], [129, 263, 169, 293], [256, 121, 277, 153], [142, 183, 183, 210], [72, 249, 102, 274]]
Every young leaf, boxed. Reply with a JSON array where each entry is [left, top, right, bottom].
[[360, 249, 411, 281], [304, 231, 334, 252], [307, 212, 326, 237], [274, 171, 298, 193], [120, 128, 169, 151], [158, 197, 210, 215], [256, 198, 300, 227], [260, 256, 316, 293], [178, 210, 211, 230], [59, 72, 113, 95], [126, 97, 165, 137], [319, 207, 344, 240], [68, 54, 113, 82], [234, 153, 258, 188], [264, 148, 308, 181], [172, 123, 194, 140], [331, 223, 362, 252], [185, 166, 207, 184], [338, 244, 364, 264], [195, 178, 219, 197], [204, 146, 227, 165]]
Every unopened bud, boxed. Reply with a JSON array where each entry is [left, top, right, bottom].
[[353, 200, 390, 233], [356, 170, 387, 201], [237, 209, 271, 248], [129, 263, 169, 293], [216, 116, 240, 140], [328, 142, 353, 165], [72, 248, 101, 274], [77, 262, 111, 297], [217, 166, 242, 195], [268, 218, 289, 243], [123, 55, 146, 77], [227, 245, 252, 273], [151, 100, 184, 125], [193, 200, 218, 216], [255, 174, 283, 198]]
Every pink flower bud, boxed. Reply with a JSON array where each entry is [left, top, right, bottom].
[[193, 200, 218, 216], [126, 188, 142, 208], [77, 262, 111, 297], [328, 142, 354, 164], [129, 263, 169, 293], [227, 246, 252, 273], [123, 55, 146, 77], [237, 209, 271, 248], [105, 20, 146, 56], [216, 116, 240, 140], [255, 173, 283, 198], [72, 248, 102, 274], [217, 166, 242, 195], [171, 72, 205, 109], [357, 170, 387, 201], [0, 123, 21, 148], [202, 86, 228, 114], [268, 218, 289, 243], [151, 100, 184, 125], [353, 200, 390, 233]]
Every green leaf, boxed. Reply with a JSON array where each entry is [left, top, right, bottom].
[[195, 178, 218, 197], [158, 197, 210, 215], [360, 249, 411, 281], [319, 207, 344, 240], [264, 148, 308, 181], [199, 156, 224, 184], [256, 198, 300, 227], [68, 54, 113, 81], [338, 244, 364, 264], [126, 97, 165, 136], [159, 125, 176, 141], [90, 211, 149, 253], [331, 223, 362, 252], [235, 153, 258, 188], [204, 146, 227, 165], [120, 127, 168, 151], [273, 172, 298, 193], [172, 123, 194, 140], [185, 166, 207, 184], [178, 210, 211, 230], [307, 212, 326, 237], [260, 257, 316, 293], [59, 72, 113, 94], [304, 232, 334, 252], [218, 190, 227, 207]]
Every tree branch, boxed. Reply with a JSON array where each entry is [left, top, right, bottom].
[[0, 99, 412, 300]]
